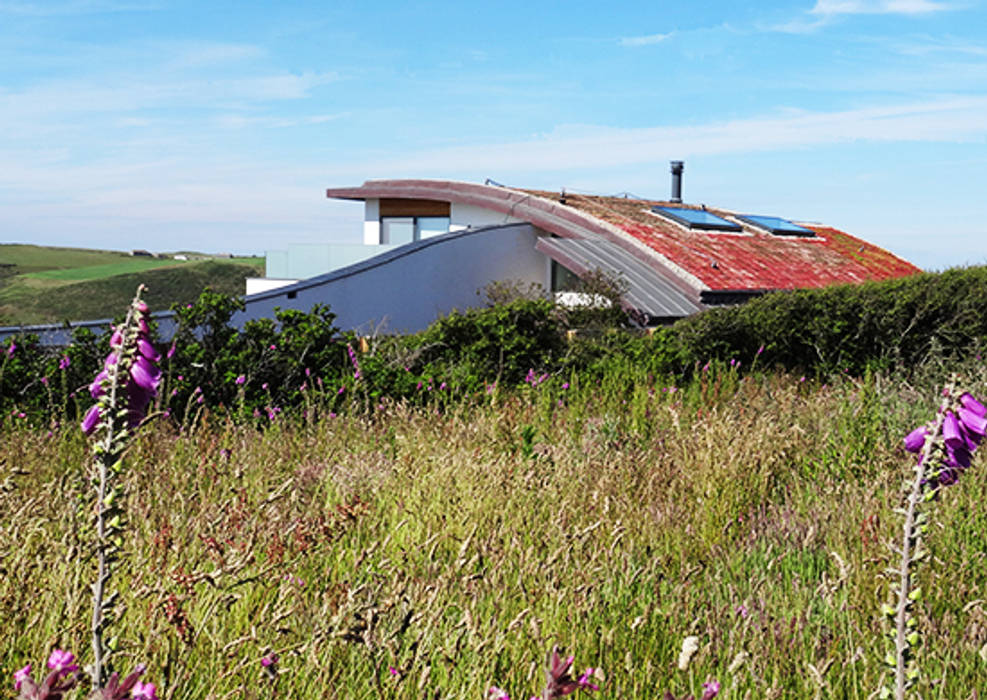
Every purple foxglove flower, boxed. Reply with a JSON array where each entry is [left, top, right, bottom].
[[90, 371, 108, 398], [47, 649, 78, 676], [937, 466, 958, 486], [166, 342, 176, 360], [132, 680, 158, 700], [135, 300, 149, 313], [960, 392, 987, 417], [137, 337, 161, 362], [903, 426, 928, 453], [235, 374, 246, 385], [701, 679, 721, 700], [110, 329, 123, 348], [13, 664, 31, 690], [946, 444, 972, 471], [82, 405, 102, 435], [59, 354, 70, 370], [6, 341, 14, 358], [487, 687, 510, 700], [943, 411, 965, 450], [137, 316, 150, 335], [131, 355, 161, 392], [958, 406, 987, 438]]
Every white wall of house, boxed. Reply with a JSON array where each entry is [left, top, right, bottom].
[[363, 198, 380, 245], [239, 224, 548, 334], [450, 202, 522, 231], [245, 278, 298, 295]]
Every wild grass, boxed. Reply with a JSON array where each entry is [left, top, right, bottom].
[[2, 366, 987, 698]]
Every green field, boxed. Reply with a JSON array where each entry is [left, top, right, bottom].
[[0, 244, 263, 325]]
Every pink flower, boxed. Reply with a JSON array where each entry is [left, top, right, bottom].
[[488, 687, 510, 700], [388, 666, 398, 676], [131, 680, 158, 699], [260, 654, 278, 668], [235, 374, 246, 385], [6, 341, 15, 358], [701, 679, 721, 699], [59, 354, 71, 370], [13, 664, 31, 690], [40, 376, 48, 385], [47, 649, 78, 676]]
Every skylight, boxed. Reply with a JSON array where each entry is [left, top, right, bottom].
[[652, 206, 741, 232], [736, 215, 815, 237]]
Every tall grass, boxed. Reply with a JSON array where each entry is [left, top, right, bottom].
[[2, 365, 986, 698]]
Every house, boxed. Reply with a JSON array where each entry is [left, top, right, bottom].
[[1, 167, 920, 345], [243, 168, 919, 332]]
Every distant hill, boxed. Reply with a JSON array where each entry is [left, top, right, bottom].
[[0, 244, 264, 325]]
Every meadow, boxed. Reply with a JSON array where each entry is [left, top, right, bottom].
[[3, 357, 986, 698]]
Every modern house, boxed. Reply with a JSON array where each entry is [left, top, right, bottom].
[[0, 166, 921, 345], [243, 168, 919, 332]]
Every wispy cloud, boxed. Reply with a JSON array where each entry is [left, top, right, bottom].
[[619, 32, 672, 47], [810, 0, 953, 15], [351, 96, 987, 175]]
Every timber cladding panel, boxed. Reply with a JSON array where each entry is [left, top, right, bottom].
[[379, 198, 451, 217]]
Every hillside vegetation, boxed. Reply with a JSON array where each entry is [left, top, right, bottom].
[[0, 244, 262, 325]]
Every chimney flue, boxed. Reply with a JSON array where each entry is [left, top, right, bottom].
[[670, 160, 684, 203]]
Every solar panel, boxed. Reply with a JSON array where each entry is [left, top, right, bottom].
[[736, 215, 815, 236], [652, 206, 741, 232]]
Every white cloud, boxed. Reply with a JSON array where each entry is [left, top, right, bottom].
[[810, 0, 952, 15], [348, 96, 987, 175], [619, 32, 672, 47]]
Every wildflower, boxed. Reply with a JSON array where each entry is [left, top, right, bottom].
[[735, 604, 748, 617], [439, 382, 447, 390], [701, 679, 721, 699], [82, 405, 102, 435], [576, 668, 599, 691], [756, 344, 765, 356], [47, 649, 78, 676], [904, 426, 928, 453], [235, 374, 246, 385], [131, 680, 158, 700], [561, 382, 570, 390], [261, 654, 278, 668], [166, 342, 176, 360], [388, 666, 398, 677], [40, 376, 48, 385], [59, 354, 70, 370], [487, 687, 509, 699], [13, 664, 30, 690], [677, 636, 700, 671]]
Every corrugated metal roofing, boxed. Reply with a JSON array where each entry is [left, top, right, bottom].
[[535, 237, 704, 320]]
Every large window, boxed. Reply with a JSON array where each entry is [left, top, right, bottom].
[[380, 216, 450, 244]]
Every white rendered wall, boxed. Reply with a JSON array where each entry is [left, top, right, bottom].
[[450, 202, 522, 231], [239, 224, 548, 334], [245, 278, 299, 295], [363, 198, 380, 244]]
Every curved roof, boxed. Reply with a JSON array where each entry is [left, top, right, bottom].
[[327, 179, 920, 299]]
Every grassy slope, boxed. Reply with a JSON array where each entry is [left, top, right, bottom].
[[0, 244, 264, 324], [0, 261, 263, 324], [2, 366, 985, 698]]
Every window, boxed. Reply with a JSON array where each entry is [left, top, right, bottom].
[[735, 215, 815, 237], [380, 216, 450, 244], [651, 206, 741, 232]]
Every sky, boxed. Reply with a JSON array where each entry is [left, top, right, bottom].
[[1, 0, 986, 270]]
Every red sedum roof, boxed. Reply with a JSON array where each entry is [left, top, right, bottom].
[[525, 190, 920, 292]]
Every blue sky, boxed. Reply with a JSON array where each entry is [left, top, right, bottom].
[[1, 0, 986, 269]]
